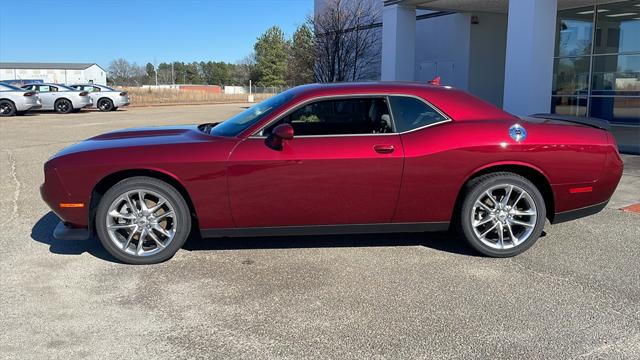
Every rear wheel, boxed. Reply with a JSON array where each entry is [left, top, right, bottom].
[[95, 177, 191, 264], [458, 172, 546, 257], [97, 98, 114, 111], [0, 100, 16, 117], [54, 99, 73, 113]]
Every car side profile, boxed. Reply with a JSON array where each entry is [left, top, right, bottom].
[[0, 82, 41, 116], [40, 82, 623, 264], [69, 84, 130, 111], [21, 83, 92, 113]]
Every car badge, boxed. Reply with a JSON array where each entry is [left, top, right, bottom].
[[509, 124, 527, 142]]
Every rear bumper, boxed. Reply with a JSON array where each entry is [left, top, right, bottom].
[[73, 97, 93, 109], [551, 200, 608, 224], [15, 98, 41, 111], [114, 97, 130, 107], [53, 221, 90, 240]]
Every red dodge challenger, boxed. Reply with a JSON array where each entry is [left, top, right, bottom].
[[41, 82, 623, 264]]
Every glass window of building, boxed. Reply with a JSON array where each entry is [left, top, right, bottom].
[[552, 0, 640, 132]]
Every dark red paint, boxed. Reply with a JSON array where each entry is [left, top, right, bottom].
[[41, 82, 623, 233]]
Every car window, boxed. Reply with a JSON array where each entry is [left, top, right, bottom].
[[264, 97, 393, 136], [389, 96, 447, 132], [0, 83, 23, 91], [38, 85, 52, 92], [211, 89, 296, 137], [91, 86, 101, 92]]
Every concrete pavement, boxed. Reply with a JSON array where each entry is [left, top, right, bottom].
[[1, 105, 638, 359]]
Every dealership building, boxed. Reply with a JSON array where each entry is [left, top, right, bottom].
[[0, 62, 107, 86], [315, 0, 639, 153]]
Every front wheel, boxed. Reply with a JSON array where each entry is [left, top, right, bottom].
[[95, 177, 191, 264], [458, 172, 546, 257]]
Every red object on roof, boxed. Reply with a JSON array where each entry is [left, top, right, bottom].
[[429, 76, 441, 86]]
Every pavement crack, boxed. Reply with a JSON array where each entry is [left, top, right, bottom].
[[1, 150, 21, 227]]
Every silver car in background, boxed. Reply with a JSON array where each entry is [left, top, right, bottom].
[[21, 83, 92, 113], [0, 82, 42, 117], [69, 84, 130, 111]]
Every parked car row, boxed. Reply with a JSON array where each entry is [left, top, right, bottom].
[[0, 82, 129, 117]]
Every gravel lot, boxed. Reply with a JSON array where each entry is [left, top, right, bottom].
[[1, 105, 639, 360]]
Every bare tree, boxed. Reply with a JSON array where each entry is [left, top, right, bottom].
[[311, 0, 381, 82], [234, 53, 259, 85], [108, 58, 147, 86]]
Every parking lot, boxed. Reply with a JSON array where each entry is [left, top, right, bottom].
[[1, 105, 639, 359]]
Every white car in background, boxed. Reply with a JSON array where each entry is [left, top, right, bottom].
[[69, 84, 130, 111], [0, 82, 42, 117], [21, 83, 92, 113]]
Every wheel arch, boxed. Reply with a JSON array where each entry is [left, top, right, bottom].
[[88, 168, 198, 234], [97, 96, 114, 104], [451, 162, 555, 223], [54, 97, 72, 105]]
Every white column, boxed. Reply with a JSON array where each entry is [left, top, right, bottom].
[[381, 4, 416, 81], [502, 0, 557, 115]]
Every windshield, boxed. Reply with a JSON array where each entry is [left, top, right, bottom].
[[210, 90, 296, 137]]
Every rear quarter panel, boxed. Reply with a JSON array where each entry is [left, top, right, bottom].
[[393, 119, 613, 223]]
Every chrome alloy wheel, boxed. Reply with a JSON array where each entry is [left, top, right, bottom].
[[471, 184, 537, 250], [106, 189, 177, 257]]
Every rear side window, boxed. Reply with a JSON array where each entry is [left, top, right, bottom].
[[389, 96, 447, 132], [264, 97, 393, 136]]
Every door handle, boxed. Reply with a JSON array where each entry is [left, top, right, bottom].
[[374, 144, 395, 154]]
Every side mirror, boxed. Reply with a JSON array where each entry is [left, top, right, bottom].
[[266, 123, 294, 151], [273, 123, 294, 140]]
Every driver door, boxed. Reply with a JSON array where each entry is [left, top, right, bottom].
[[226, 96, 404, 227]]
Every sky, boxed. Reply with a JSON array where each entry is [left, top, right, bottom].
[[0, 0, 313, 69]]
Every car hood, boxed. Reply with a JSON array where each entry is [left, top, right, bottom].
[[53, 124, 229, 158]]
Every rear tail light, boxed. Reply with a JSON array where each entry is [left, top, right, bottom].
[[79, 92, 89, 96], [119, 92, 127, 96], [23, 92, 35, 97]]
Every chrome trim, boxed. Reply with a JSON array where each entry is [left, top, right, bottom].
[[249, 93, 452, 139]]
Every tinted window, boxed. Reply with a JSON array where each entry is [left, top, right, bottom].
[[264, 97, 392, 136], [389, 96, 447, 132], [0, 83, 24, 91]]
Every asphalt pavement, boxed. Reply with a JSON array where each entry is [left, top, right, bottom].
[[1, 105, 639, 359]]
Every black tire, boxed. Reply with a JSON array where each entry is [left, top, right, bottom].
[[97, 98, 114, 111], [458, 172, 546, 257], [0, 99, 16, 117], [54, 99, 73, 114], [95, 176, 192, 264]]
